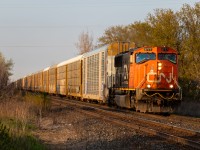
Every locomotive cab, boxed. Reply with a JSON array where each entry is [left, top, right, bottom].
[[113, 46, 182, 113]]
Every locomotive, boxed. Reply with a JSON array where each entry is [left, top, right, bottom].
[[15, 42, 182, 113], [112, 46, 182, 112]]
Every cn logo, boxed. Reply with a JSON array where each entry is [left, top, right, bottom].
[[147, 68, 173, 83]]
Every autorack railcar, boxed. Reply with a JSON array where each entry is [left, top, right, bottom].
[[82, 42, 134, 102]]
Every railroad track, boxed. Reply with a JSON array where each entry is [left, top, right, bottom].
[[50, 96, 200, 149], [50, 96, 200, 131]]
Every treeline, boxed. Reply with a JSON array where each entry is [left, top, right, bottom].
[[0, 52, 13, 99], [0, 53, 46, 149], [98, 3, 200, 101]]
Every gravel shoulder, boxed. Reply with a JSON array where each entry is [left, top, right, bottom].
[[33, 104, 194, 150]]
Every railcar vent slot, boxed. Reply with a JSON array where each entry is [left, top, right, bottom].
[[86, 54, 99, 95]]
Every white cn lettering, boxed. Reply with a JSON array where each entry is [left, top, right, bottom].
[[147, 68, 173, 83]]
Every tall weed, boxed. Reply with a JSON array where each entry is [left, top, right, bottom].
[[0, 92, 47, 149]]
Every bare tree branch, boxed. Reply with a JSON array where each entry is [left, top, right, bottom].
[[75, 31, 94, 54]]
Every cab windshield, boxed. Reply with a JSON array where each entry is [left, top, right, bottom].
[[158, 53, 176, 63], [136, 53, 156, 64]]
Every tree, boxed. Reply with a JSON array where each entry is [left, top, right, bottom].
[[0, 52, 13, 91], [177, 3, 200, 99], [98, 10, 180, 48], [146, 9, 181, 49], [128, 21, 152, 47], [75, 31, 94, 54], [98, 25, 131, 46]]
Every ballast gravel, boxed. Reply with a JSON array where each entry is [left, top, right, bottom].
[[33, 104, 195, 150]]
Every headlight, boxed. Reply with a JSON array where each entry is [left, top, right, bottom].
[[158, 63, 162, 70], [158, 62, 162, 67], [147, 84, 151, 88], [169, 84, 174, 88]]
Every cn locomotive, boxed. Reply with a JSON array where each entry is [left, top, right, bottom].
[[112, 46, 182, 112], [15, 42, 182, 113]]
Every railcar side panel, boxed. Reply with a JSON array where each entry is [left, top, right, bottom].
[[38, 71, 43, 92], [67, 60, 82, 98], [34, 73, 39, 91], [31, 74, 35, 91], [49, 66, 57, 94], [27, 75, 32, 90], [57, 65, 67, 95], [24, 76, 28, 90], [43, 68, 49, 93], [22, 77, 25, 90], [82, 51, 105, 101]]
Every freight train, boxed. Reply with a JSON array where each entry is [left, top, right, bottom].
[[15, 42, 182, 113]]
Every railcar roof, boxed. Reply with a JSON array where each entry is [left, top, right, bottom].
[[35, 70, 43, 74], [49, 64, 58, 69], [43, 66, 50, 71], [83, 45, 108, 57], [57, 55, 83, 67]]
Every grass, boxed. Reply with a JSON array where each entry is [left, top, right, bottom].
[[0, 122, 46, 150], [0, 91, 50, 150]]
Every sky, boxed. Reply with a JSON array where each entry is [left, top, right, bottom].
[[0, 0, 198, 81]]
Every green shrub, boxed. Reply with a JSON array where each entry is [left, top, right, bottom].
[[0, 122, 46, 150]]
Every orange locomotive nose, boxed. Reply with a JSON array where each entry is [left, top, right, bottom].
[[129, 47, 179, 90], [146, 61, 176, 90]]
